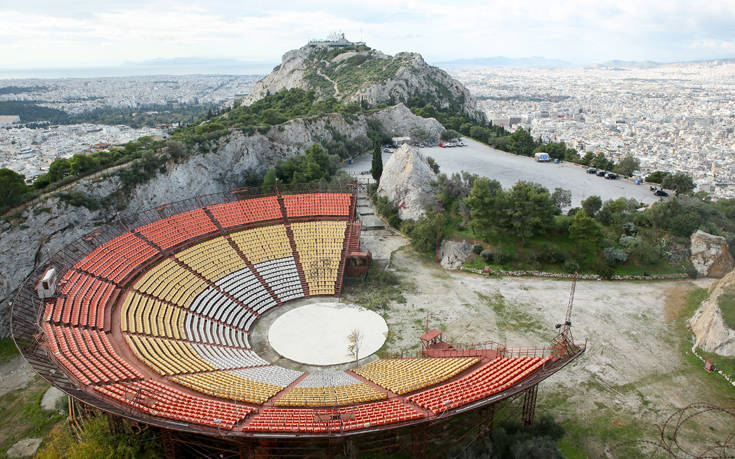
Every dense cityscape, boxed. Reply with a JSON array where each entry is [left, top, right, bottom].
[[0, 75, 258, 179], [453, 61, 735, 198], [1, 63, 734, 198]]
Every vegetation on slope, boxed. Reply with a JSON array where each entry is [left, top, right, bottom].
[[0, 377, 65, 458], [36, 415, 161, 459], [372, 170, 735, 278], [1, 88, 390, 216]]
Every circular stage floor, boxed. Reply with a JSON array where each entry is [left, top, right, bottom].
[[268, 303, 388, 366]]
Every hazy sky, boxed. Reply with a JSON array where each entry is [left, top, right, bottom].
[[1, 0, 734, 69]]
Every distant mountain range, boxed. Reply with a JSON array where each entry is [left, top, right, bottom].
[[433, 56, 735, 70], [587, 58, 735, 70], [434, 56, 572, 69]]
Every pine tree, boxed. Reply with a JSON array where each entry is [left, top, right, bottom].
[[371, 143, 383, 183]]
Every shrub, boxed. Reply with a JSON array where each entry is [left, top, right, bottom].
[[563, 259, 580, 273], [603, 247, 628, 264], [373, 194, 401, 228], [538, 247, 568, 264], [480, 249, 494, 262], [473, 244, 483, 255], [493, 247, 515, 265], [56, 191, 100, 211], [595, 262, 615, 279]]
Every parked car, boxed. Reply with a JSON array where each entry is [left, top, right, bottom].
[[596, 170, 606, 177], [587, 168, 597, 174], [655, 189, 669, 197], [605, 173, 618, 180]]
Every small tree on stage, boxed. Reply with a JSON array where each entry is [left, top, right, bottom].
[[348, 329, 364, 365]]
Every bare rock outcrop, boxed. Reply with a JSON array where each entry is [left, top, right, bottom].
[[689, 269, 735, 356], [690, 230, 734, 278], [377, 144, 438, 221], [439, 240, 474, 270], [245, 41, 485, 122]]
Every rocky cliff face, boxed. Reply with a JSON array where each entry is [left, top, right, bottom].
[[689, 269, 735, 356], [245, 42, 485, 122], [377, 144, 438, 221], [690, 230, 734, 278], [0, 105, 441, 337]]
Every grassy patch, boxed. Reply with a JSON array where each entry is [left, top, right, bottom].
[[0, 338, 19, 364], [342, 263, 410, 311], [477, 291, 547, 338], [555, 412, 649, 458], [698, 348, 735, 379], [718, 288, 735, 330], [0, 376, 65, 458]]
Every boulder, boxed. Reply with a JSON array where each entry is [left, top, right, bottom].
[[689, 269, 735, 356], [690, 230, 734, 278], [41, 386, 65, 411], [439, 240, 474, 270], [6, 438, 42, 458], [377, 144, 438, 221]]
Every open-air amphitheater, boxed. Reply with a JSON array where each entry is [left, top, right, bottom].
[[11, 182, 585, 457]]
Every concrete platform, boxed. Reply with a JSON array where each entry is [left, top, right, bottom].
[[268, 302, 388, 366]]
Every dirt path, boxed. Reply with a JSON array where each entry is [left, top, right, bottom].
[[316, 68, 340, 98]]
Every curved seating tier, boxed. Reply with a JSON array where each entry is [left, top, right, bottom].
[[230, 225, 293, 265], [172, 371, 284, 404], [276, 384, 387, 407], [207, 196, 282, 229], [74, 233, 159, 283], [43, 322, 143, 385], [253, 258, 304, 303], [282, 193, 351, 218], [135, 208, 218, 250], [126, 335, 217, 375], [174, 236, 246, 281], [291, 221, 347, 295], [243, 399, 423, 433], [45, 272, 116, 329], [408, 357, 550, 414], [212, 268, 276, 315], [94, 380, 253, 429], [133, 259, 209, 309], [353, 358, 479, 394]]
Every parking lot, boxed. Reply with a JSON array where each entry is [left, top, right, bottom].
[[343, 138, 659, 208]]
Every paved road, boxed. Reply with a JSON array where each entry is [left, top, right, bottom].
[[343, 138, 657, 208]]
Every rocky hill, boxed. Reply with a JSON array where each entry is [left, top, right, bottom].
[[245, 39, 485, 121], [0, 104, 440, 337], [689, 269, 735, 356]]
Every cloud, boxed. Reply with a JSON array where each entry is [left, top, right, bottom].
[[0, 0, 733, 68]]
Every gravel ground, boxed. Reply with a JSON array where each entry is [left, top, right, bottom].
[[374, 245, 732, 455], [342, 138, 659, 208]]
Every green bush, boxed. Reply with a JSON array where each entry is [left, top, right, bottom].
[[480, 249, 494, 262], [563, 259, 580, 273], [56, 191, 100, 211], [493, 246, 516, 265], [603, 247, 628, 264], [374, 194, 401, 228]]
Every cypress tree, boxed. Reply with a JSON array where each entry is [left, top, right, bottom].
[[371, 143, 383, 183]]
